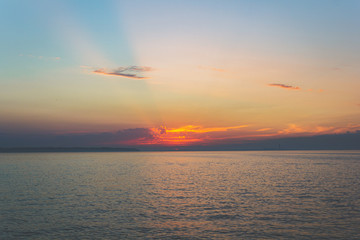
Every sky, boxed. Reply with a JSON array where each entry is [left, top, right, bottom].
[[1, 0, 360, 149]]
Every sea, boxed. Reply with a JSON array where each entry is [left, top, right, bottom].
[[1, 151, 360, 239]]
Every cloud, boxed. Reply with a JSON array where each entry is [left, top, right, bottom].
[[198, 65, 225, 72], [157, 125, 167, 134], [307, 89, 324, 93], [268, 83, 300, 90], [0, 128, 155, 147], [2, 124, 360, 150], [256, 128, 272, 132], [0, 125, 249, 148], [278, 124, 308, 134], [92, 66, 152, 79], [166, 125, 248, 133], [275, 123, 360, 137], [182, 131, 360, 151], [137, 125, 250, 146], [141, 126, 360, 151]]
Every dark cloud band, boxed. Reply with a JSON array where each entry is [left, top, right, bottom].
[[93, 66, 152, 79]]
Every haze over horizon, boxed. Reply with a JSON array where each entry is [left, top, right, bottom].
[[1, 0, 360, 149]]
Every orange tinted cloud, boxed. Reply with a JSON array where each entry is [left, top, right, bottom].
[[166, 125, 248, 133], [268, 83, 300, 90], [278, 124, 335, 135], [256, 128, 272, 132], [126, 125, 249, 146], [152, 125, 248, 146], [198, 65, 225, 72], [92, 66, 152, 79], [113, 124, 360, 147]]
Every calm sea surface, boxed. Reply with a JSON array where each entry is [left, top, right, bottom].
[[1, 151, 360, 239]]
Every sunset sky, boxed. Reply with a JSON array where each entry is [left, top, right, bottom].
[[1, 0, 360, 148]]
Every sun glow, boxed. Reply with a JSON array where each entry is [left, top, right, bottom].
[[116, 123, 360, 147], [121, 125, 250, 146], [166, 125, 248, 133]]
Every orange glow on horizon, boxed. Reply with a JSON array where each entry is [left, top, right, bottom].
[[166, 125, 248, 133], [114, 123, 360, 147], [150, 125, 249, 146], [121, 124, 249, 146]]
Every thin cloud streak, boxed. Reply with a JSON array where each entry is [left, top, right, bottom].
[[92, 66, 153, 79], [256, 128, 272, 132], [268, 83, 300, 90], [198, 65, 225, 72]]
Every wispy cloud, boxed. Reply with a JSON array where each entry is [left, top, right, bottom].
[[269, 83, 323, 92], [268, 83, 300, 90], [256, 128, 272, 132], [92, 66, 152, 79], [277, 124, 340, 136], [307, 89, 324, 93], [198, 65, 225, 72]]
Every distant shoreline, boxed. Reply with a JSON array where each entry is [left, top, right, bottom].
[[0, 147, 140, 153]]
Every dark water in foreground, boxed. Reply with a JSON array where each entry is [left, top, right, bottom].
[[1, 151, 360, 239]]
